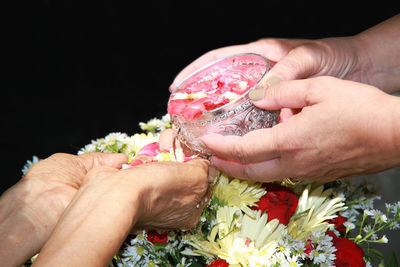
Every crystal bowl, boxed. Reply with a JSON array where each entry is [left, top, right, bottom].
[[168, 53, 280, 157]]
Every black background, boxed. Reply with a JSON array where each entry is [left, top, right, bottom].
[[2, 1, 399, 193]]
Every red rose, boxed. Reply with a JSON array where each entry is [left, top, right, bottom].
[[207, 259, 229, 267], [146, 231, 168, 245], [304, 239, 314, 255], [325, 230, 338, 240], [333, 237, 365, 267], [326, 215, 347, 235], [252, 183, 298, 225]]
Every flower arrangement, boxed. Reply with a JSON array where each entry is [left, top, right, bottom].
[[24, 114, 399, 267]]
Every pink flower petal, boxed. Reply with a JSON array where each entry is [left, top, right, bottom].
[[137, 142, 160, 157]]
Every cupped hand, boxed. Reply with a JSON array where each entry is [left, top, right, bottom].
[[33, 159, 211, 266], [21, 152, 128, 225], [201, 76, 400, 182], [131, 159, 211, 230], [0, 152, 127, 266]]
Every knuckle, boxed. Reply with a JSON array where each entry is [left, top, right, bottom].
[[240, 164, 256, 180], [301, 78, 321, 106], [270, 128, 283, 154], [230, 142, 250, 163], [48, 152, 72, 161], [84, 166, 117, 183]]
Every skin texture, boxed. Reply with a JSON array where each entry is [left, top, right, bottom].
[[170, 14, 400, 182], [32, 159, 210, 266], [0, 152, 128, 267], [0, 131, 211, 266], [202, 77, 400, 181]]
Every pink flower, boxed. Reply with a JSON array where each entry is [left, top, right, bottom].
[[128, 159, 143, 167], [137, 142, 160, 157]]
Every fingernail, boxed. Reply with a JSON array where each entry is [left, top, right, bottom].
[[264, 75, 282, 86], [249, 88, 266, 101], [249, 75, 282, 101], [208, 165, 220, 183]]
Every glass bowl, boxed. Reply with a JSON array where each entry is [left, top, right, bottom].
[[168, 53, 280, 157]]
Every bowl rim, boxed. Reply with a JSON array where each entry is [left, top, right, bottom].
[[169, 53, 270, 116]]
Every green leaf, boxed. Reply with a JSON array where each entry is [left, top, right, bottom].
[[188, 263, 203, 267], [153, 243, 166, 250], [387, 252, 399, 267], [368, 248, 384, 260]]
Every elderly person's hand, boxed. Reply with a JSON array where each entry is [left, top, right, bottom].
[[201, 76, 400, 182], [32, 159, 211, 266], [0, 152, 128, 267]]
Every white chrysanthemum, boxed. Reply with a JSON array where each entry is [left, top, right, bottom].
[[213, 174, 266, 216], [139, 114, 171, 132], [154, 147, 185, 163], [186, 207, 285, 266], [78, 143, 97, 154], [287, 184, 347, 240], [139, 118, 163, 132]]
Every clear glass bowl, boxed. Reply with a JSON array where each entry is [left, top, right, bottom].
[[169, 53, 280, 157]]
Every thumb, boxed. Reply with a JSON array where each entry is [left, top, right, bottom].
[[252, 79, 321, 110], [77, 152, 129, 172]]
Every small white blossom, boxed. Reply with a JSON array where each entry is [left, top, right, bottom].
[[378, 235, 388, 243], [343, 221, 356, 231], [22, 155, 40, 175]]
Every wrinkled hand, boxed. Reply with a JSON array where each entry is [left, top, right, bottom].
[[33, 159, 210, 266], [81, 159, 211, 231], [21, 152, 128, 229], [201, 76, 400, 182], [131, 159, 211, 230], [0, 152, 127, 266]]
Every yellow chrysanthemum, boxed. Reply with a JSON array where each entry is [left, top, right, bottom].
[[213, 174, 266, 216], [186, 207, 285, 267], [287, 184, 347, 240]]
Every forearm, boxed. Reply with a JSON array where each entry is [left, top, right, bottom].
[[32, 178, 143, 267], [0, 180, 66, 267], [353, 14, 400, 93]]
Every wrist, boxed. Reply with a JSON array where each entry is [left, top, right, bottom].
[[0, 179, 65, 266], [388, 96, 400, 160], [372, 94, 400, 171], [352, 15, 400, 93], [33, 173, 144, 266]]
